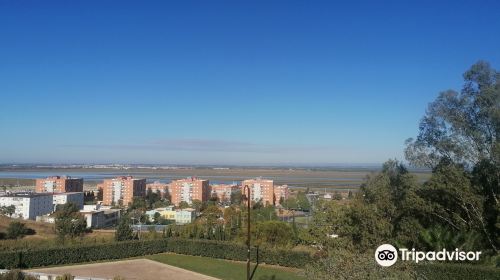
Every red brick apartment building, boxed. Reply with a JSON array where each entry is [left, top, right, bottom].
[[100, 176, 146, 206], [274, 184, 290, 206], [241, 178, 274, 205], [35, 176, 83, 193], [169, 177, 210, 206], [146, 181, 170, 198], [210, 184, 239, 204]]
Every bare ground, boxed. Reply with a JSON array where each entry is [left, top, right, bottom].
[[28, 259, 220, 280]]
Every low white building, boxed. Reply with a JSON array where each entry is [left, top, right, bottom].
[[0, 192, 53, 220], [80, 208, 121, 229], [52, 192, 84, 211], [175, 208, 196, 225]]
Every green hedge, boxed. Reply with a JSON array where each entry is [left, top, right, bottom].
[[0, 239, 168, 269], [416, 263, 500, 280], [164, 238, 312, 268], [0, 239, 312, 269], [1, 239, 497, 279]]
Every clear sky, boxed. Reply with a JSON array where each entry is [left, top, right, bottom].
[[1, 1, 499, 165]]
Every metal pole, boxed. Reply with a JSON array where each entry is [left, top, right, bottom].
[[245, 185, 251, 280]]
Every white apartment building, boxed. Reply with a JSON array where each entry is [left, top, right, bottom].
[[52, 192, 84, 211], [0, 192, 53, 220]]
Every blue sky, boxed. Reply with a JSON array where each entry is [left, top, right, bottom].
[[1, 1, 499, 165]]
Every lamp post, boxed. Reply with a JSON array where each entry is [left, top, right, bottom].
[[242, 185, 251, 280]]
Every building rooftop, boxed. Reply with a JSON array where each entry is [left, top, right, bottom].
[[40, 176, 82, 180], [52, 192, 84, 195], [1, 192, 53, 198]]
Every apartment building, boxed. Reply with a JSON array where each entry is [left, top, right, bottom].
[[101, 176, 146, 206], [35, 176, 83, 193], [241, 178, 274, 205], [146, 181, 170, 199], [210, 184, 239, 204], [169, 177, 210, 206], [273, 185, 290, 206], [52, 192, 84, 211], [0, 192, 53, 220]]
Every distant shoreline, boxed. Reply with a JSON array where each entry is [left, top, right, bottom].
[[0, 166, 431, 191]]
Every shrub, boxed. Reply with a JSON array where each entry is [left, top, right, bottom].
[[165, 238, 312, 267], [0, 270, 37, 280], [0, 239, 168, 269], [5, 222, 35, 239], [0, 238, 311, 269], [55, 274, 74, 280]]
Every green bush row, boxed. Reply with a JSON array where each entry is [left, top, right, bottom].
[[0, 239, 312, 269], [416, 262, 500, 280], [3, 238, 495, 279], [0, 239, 168, 269], [164, 238, 312, 268]]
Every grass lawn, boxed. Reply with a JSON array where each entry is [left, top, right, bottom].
[[147, 253, 306, 280]]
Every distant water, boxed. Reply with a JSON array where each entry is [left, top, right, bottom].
[[0, 171, 237, 185]]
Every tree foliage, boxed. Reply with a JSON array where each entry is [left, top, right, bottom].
[[405, 61, 499, 168], [54, 203, 87, 243], [115, 215, 135, 241], [0, 205, 16, 217], [6, 222, 35, 239]]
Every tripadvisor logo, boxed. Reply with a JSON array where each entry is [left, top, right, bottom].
[[375, 244, 482, 267], [375, 244, 398, 267]]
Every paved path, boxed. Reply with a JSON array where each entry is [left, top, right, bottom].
[[28, 259, 220, 280]]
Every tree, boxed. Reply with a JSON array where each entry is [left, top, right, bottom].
[[230, 189, 242, 205], [202, 205, 222, 226], [129, 197, 147, 210], [347, 190, 354, 199], [191, 199, 203, 212], [145, 189, 161, 209], [416, 160, 496, 251], [223, 205, 240, 235], [283, 197, 298, 209], [255, 221, 294, 248], [178, 201, 189, 209], [54, 203, 87, 243], [153, 212, 162, 224], [115, 216, 135, 241], [405, 61, 499, 168], [332, 191, 342, 200], [296, 191, 311, 211], [305, 249, 415, 280], [253, 205, 277, 222], [0, 205, 15, 217], [97, 187, 104, 201], [404, 62, 500, 252], [84, 191, 95, 203], [306, 160, 423, 251], [6, 221, 34, 239]]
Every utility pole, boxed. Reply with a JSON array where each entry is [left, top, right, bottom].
[[243, 185, 251, 280]]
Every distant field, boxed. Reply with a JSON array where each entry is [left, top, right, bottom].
[[147, 253, 305, 280]]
